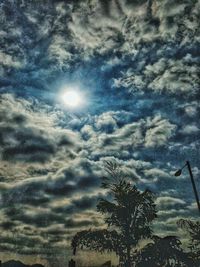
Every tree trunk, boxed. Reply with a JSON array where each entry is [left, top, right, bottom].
[[126, 245, 131, 267]]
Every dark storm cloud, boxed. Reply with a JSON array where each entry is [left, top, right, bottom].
[[0, 158, 101, 210], [0, 220, 17, 230], [44, 158, 101, 196], [2, 204, 64, 228], [1, 180, 51, 207], [65, 217, 101, 228], [0, 232, 56, 255], [53, 194, 103, 215], [0, 94, 79, 163]]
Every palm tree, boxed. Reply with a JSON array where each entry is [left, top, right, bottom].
[[71, 161, 157, 267]]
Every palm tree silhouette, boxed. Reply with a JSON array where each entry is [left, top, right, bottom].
[[71, 161, 157, 267]]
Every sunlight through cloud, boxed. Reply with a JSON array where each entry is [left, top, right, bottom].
[[60, 86, 85, 109]]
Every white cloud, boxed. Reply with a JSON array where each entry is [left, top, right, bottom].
[[0, 52, 22, 68], [156, 196, 186, 209], [181, 124, 200, 135]]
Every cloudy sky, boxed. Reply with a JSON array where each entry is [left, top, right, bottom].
[[0, 0, 200, 266]]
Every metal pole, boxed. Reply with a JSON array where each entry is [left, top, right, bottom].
[[186, 161, 200, 213]]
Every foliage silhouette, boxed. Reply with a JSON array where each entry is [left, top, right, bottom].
[[178, 219, 200, 262], [135, 235, 196, 267], [71, 161, 157, 267]]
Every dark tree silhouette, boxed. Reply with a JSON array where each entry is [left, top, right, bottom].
[[135, 235, 196, 267], [178, 219, 200, 264], [71, 161, 157, 267]]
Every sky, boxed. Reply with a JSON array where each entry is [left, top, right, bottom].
[[0, 0, 200, 266]]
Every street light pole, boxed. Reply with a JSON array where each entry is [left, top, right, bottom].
[[186, 161, 200, 213], [175, 161, 200, 214]]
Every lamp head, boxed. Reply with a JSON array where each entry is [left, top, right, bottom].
[[174, 169, 182, 176]]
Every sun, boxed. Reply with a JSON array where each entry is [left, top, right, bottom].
[[62, 90, 82, 108]]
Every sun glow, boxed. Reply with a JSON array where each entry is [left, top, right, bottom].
[[62, 89, 83, 108]]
